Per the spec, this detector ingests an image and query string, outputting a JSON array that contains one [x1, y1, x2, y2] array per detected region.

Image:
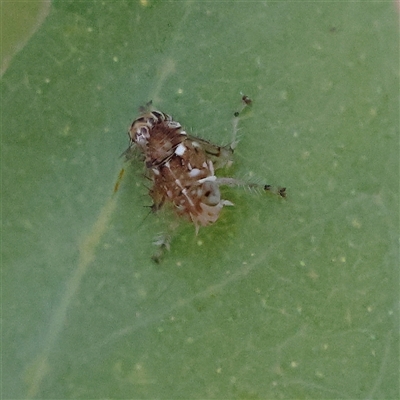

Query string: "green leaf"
[[3, 1, 398, 398]]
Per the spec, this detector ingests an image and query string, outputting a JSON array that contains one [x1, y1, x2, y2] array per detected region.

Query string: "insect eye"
[[167, 121, 181, 129], [134, 126, 150, 146]]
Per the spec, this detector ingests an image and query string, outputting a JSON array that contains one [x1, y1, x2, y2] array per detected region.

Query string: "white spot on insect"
[[182, 188, 195, 206], [198, 175, 217, 183], [174, 178, 183, 189], [208, 160, 215, 175], [175, 143, 186, 156], [168, 121, 181, 129], [152, 168, 160, 175], [188, 168, 201, 177], [192, 141, 201, 148]]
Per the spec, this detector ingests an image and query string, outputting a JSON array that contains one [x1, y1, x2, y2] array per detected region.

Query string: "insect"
[[119, 96, 286, 261]]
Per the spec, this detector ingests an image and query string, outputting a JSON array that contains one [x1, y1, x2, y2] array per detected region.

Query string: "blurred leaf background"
[[2, 1, 399, 399]]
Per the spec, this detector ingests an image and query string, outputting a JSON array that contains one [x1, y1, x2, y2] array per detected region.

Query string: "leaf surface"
[[2, 1, 399, 398]]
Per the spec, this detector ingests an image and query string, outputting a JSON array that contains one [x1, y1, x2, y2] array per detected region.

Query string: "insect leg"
[[214, 177, 286, 198], [231, 94, 253, 151]]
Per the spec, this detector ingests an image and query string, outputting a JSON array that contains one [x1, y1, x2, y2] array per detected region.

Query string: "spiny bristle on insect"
[[231, 103, 251, 148], [213, 177, 260, 191], [120, 143, 141, 160], [212, 174, 286, 198]]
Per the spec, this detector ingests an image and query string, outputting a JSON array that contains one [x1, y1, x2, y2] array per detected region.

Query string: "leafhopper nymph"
[[119, 96, 286, 261]]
